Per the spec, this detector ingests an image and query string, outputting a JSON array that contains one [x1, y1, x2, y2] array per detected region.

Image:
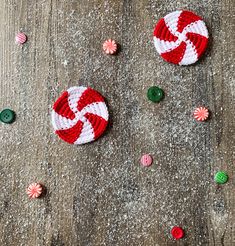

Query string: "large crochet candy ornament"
[[52, 86, 109, 144], [153, 10, 208, 65]]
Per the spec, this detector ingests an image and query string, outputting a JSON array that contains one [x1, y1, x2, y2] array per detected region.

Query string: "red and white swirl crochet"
[[153, 10, 208, 65], [52, 86, 109, 145]]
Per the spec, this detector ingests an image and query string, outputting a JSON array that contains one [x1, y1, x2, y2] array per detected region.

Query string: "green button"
[[0, 109, 16, 124], [214, 171, 228, 184], [147, 86, 164, 103]]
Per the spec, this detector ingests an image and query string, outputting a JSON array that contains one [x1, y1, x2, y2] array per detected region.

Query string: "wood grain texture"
[[0, 0, 234, 245]]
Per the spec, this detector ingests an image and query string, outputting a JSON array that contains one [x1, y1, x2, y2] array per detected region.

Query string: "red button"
[[171, 226, 184, 239]]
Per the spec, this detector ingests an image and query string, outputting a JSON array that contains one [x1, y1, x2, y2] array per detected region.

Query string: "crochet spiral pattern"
[[52, 86, 109, 144], [153, 10, 208, 65]]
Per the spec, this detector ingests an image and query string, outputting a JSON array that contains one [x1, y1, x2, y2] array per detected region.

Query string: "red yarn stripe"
[[77, 88, 105, 112], [85, 113, 108, 139], [55, 120, 83, 144], [177, 11, 201, 33], [53, 91, 76, 120], [161, 42, 187, 64], [153, 18, 178, 42], [186, 32, 208, 58]]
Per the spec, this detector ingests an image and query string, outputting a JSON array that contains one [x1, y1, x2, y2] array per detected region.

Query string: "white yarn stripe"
[[164, 10, 182, 35], [182, 20, 208, 38], [81, 102, 109, 121], [153, 37, 180, 54], [179, 41, 198, 65], [67, 86, 87, 114], [51, 110, 77, 131], [74, 120, 94, 144]]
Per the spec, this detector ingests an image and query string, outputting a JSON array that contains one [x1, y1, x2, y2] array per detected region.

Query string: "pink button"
[[140, 154, 153, 167]]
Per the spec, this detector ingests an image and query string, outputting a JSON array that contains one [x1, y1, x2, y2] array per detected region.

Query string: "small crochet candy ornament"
[[52, 86, 109, 144], [27, 183, 43, 198], [153, 10, 208, 65]]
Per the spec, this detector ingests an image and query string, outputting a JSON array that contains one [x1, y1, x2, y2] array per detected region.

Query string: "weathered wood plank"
[[0, 0, 234, 245]]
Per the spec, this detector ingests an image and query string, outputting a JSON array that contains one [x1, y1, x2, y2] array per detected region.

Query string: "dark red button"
[[171, 226, 184, 239]]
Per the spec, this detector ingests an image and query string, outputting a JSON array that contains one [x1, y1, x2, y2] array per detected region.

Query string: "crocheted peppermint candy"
[[153, 10, 208, 65], [52, 86, 109, 144]]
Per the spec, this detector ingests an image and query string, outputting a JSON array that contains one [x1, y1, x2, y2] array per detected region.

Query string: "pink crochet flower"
[[103, 39, 117, 54], [27, 183, 43, 198], [193, 107, 209, 121]]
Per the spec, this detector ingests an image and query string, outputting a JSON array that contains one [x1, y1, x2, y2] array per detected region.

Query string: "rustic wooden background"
[[0, 0, 234, 245]]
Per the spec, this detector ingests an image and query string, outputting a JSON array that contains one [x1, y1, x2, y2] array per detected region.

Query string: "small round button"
[[147, 86, 164, 103], [171, 226, 184, 240], [214, 171, 228, 184], [140, 154, 153, 167], [0, 109, 16, 124]]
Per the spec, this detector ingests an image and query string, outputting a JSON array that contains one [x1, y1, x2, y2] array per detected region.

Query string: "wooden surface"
[[0, 0, 234, 245]]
